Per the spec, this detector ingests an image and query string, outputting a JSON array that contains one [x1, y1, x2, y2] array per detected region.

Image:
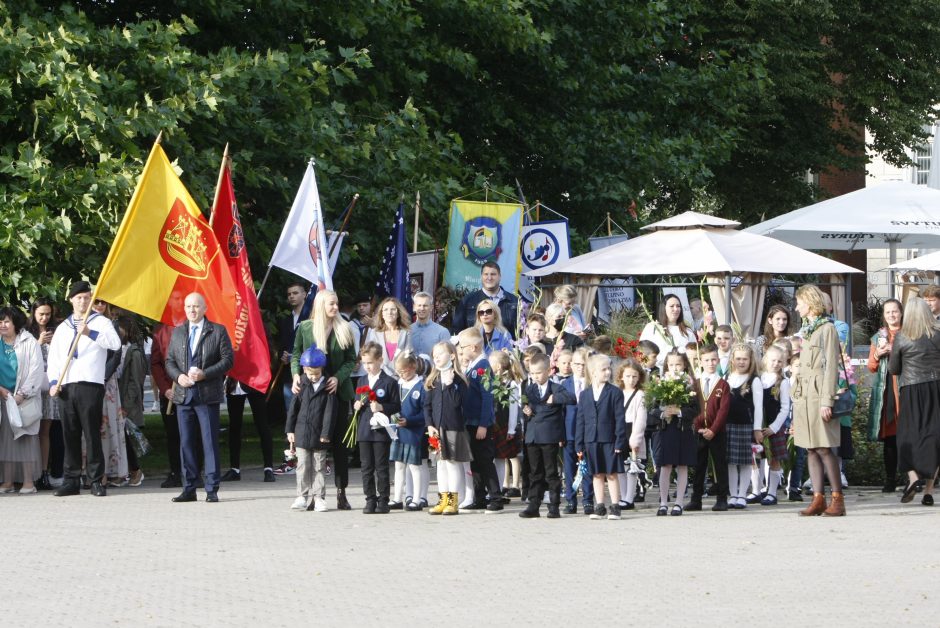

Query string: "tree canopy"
[[1, 0, 938, 307]]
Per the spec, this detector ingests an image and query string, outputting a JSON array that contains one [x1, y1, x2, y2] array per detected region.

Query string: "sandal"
[[657, 505, 668, 516], [670, 504, 683, 516], [901, 481, 922, 504], [760, 494, 778, 506]]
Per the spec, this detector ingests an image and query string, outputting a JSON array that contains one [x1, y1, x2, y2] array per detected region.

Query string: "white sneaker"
[[840, 473, 848, 489], [149, 401, 159, 413], [290, 496, 307, 510], [314, 499, 329, 512]]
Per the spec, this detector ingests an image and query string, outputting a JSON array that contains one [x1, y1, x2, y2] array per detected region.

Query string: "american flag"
[[374, 202, 412, 312]]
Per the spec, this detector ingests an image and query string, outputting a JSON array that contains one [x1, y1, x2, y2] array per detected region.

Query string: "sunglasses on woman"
[[477, 309, 494, 316]]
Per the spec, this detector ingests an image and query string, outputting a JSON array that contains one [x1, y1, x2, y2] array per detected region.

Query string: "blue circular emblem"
[[376, 389, 386, 398], [521, 228, 560, 270]]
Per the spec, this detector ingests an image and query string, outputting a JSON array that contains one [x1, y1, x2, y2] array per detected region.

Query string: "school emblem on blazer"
[[412, 390, 420, 400], [461, 217, 502, 264], [376, 389, 386, 398]]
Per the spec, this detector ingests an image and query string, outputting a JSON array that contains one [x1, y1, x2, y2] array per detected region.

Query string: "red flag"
[[211, 154, 272, 392]]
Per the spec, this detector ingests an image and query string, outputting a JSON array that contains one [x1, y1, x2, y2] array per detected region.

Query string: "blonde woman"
[[291, 290, 357, 510], [888, 297, 940, 506], [365, 297, 412, 379], [473, 298, 513, 355], [791, 285, 843, 516]]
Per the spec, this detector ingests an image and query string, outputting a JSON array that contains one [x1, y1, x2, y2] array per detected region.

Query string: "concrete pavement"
[[3, 470, 938, 627]]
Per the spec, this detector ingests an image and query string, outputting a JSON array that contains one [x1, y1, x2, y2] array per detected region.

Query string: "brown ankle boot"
[[336, 489, 352, 511], [823, 491, 846, 516], [799, 493, 827, 516]]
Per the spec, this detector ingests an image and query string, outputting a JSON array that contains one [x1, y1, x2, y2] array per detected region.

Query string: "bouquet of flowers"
[[614, 336, 641, 360], [646, 375, 693, 410], [343, 385, 377, 448], [428, 433, 441, 454], [482, 370, 521, 409]]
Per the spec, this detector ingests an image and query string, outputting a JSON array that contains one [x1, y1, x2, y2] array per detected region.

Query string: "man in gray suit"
[[165, 293, 233, 503]]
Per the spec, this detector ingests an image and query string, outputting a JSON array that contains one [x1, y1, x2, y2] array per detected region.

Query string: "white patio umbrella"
[[884, 250, 940, 272], [744, 182, 940, 265]]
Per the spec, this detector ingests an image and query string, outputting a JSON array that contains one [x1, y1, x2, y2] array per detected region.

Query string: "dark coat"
[[575, 382, 627, 453], [286, 377, 336, 450], [462, 358, 495, 428], [165, 318, 233, 406], [118, 342, 147, 426], [291, 321, 358, 402], [397, 378, 427, 448], [524, 380, 575, 444], [693, 377, 731, 433], [356, 372, 401, 443], [424, 375, 467, 432]]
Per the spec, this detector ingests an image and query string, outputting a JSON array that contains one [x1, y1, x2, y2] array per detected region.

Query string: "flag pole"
[[255, 265, 274, 301], [329, 193, 359, 258], [53, 131, 165, 391], [208, 143, 230, 228], [412, 191, 420, 253]]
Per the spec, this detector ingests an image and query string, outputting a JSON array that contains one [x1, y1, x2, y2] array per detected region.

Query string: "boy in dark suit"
[[355, 342, 401, 514], [519, 353, 575, 518], [686, 344, 731, 512]]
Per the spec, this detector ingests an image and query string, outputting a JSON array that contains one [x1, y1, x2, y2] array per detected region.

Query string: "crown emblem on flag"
[[160, 199, 212, 279]]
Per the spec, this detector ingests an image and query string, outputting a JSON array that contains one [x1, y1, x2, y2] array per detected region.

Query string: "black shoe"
[[547, 504, 561, 519], [901, 481, 923, 504], [621, 501, 635, 510], [564, 502, 577, 515], [583, 503, 595, 516], [485, 500, 504, 513], [362, 500, 377, 514], [36, 471, 52, 491], [221, 469, 241, 482], [745, 492, 763, 504], [518, 506, 540, 518], [500, 495, 511, 504], [465, 501, 488, 510], [685, 501, 703, 512], [206, 491, 219, 503], [657, 505, 668, 516], [787, 489, 804, 502], [81, 475, 91, 490], [161, 473, 182, 489], [923, 494, 934, 506], [406, 500, 424, 511], [634, 492, 646, 503], [712, 499, 729, 512], [337, 490, 352, 511], [607, 504, 622, 520], [375, 502, 390, 514], [172, 490, 197, 502], [590, 504, 607, 519], [506, 488, 521, 498], [388, 501, 404, 510], [54, 482, 80, 497], [263, 469, 276, 483], [91, 481, 107, 497]]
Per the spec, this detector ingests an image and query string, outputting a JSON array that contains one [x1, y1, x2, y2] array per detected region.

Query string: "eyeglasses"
[[477, 309, 494, 316], [572, 362, 585, 366]]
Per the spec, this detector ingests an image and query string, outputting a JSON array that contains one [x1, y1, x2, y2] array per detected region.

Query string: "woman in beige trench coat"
[[791, 284, 845, 516]]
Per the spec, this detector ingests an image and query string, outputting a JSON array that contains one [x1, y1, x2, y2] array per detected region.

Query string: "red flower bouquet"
[[614, 337, 640, 360], [343, 385, 376, 447]]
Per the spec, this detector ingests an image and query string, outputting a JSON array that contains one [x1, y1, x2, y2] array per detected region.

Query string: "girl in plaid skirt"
[[725, 344, 764, 509]]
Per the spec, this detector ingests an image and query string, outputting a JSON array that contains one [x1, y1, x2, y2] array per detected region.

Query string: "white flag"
[[269, 161, 333, 290]]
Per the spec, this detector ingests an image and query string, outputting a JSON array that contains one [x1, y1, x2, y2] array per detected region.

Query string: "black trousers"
[[58, 382, 105, 482], [467, 425, 502, 501], [359, 440, 391, 501], [332, 403, 351, 490], [692, 430, 729, 500], [49, 419, 65, 478], [527, 443, 562, 505], [159, 396, 181, 476], [226, 387, 274, 469]]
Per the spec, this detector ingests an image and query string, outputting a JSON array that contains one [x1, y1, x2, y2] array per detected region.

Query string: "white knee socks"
[[438, 460, 452, 493], [458, 462, 474, 506], [659, 465, 673, 506], [409, 462, 429, 502], [676, 466, 688, 503], [393, 461, 406, 502], [767, 468, 782, 497], [737, 465, 751, 499], [510, 457, 521, 489], [728, 464, 739, 500], [496, 458, 506, 489]]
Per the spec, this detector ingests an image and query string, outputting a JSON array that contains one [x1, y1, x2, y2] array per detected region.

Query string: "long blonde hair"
[[731, 342, 758, 394], [425, 341, 468, 390], [310, 290, 353, 350], [474, 298, 508, 334], [584, 354, 611, 386], [901, 297, 940, 341], [488, 349, 524, 384]]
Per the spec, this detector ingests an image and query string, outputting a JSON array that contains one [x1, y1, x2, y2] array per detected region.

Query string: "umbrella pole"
[[845, 272, 853, 356], [724, 273, 732, 325], [889, 238, 898, 300]]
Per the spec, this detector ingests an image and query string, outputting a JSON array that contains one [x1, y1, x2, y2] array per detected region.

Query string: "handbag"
[[17, 394, 42, 424], [124, 421, 152, 458], [832, 352, 857, 418]]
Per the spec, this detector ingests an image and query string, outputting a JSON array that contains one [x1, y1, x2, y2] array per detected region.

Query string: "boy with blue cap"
[[286, 346, 336, 511]]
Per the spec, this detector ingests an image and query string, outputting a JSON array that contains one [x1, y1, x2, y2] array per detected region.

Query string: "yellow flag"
[[95, 143, 238, 338]]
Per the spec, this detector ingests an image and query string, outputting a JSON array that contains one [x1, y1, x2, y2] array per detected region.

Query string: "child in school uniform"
[[390, 351, 430, 511], [355, 341, 401, 514], [488, 350, 524, 499], [286, 346, 336, 512], [649, 349, 700, 516], [424, 341, 469, 516], [615, 358, 648, 510], [725, 343, 763, 509], [715, 325, 734, 378], [686, 344, 731, 512], [576, 353, 627, 520], [561, 347, 594, 514], [756, 344, 792, 505], [519, 353, 575, 518], [457, 328, 504, 512]]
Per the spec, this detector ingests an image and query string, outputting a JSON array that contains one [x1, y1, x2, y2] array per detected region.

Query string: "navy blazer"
[[575, 383, 627, 453], [557, 375, 582, 441], [165, 318, 233, 406], [524, 380, 575, 445], [424, 375, 467, 432], [356, 372, 401, 443], [397, 378, 426, 448], [462, 358, 495, 428]]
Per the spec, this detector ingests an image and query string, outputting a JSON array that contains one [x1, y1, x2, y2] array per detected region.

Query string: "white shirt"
[[760, 373, 792, 434], [700, 372, 719, 398], [639, 322, 696, 368], [47, 312, 122, 386]]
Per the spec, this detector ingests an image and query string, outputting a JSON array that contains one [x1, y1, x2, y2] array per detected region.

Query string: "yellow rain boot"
[[443, 492, 459, 516], [428, 493, 447, 515]]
